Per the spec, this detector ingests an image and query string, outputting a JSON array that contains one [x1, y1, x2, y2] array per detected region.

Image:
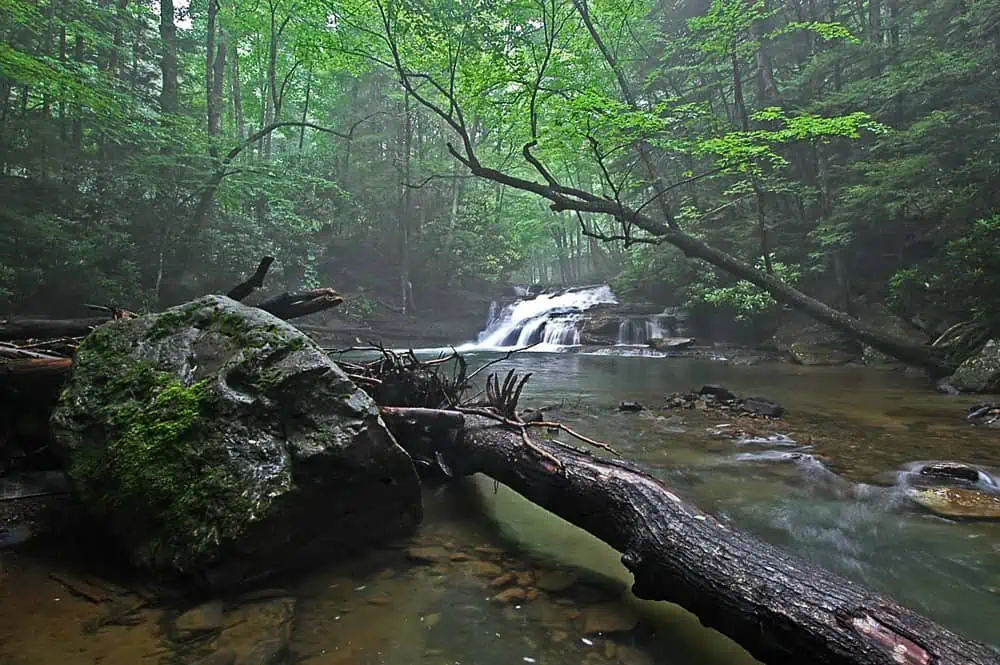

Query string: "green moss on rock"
[[50, 295, 422, 582], [67, 372, 257, 570]]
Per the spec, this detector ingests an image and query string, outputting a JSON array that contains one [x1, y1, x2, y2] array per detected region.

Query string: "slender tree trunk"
[[71, 34, 83, 151], [58, 26, 67, 143], [231, 41, 245, 141], [400, 91, 414, 315], [732, 48, 774, 274], [159, 0, 178, 114], [298, 69, 312, 150]]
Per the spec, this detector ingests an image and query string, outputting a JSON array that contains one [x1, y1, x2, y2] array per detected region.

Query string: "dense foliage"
[[1, 0, 997, 334]]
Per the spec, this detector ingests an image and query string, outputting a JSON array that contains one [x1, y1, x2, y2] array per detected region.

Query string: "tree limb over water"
[[367, 0, 954, 376], [382, 406, 1000, 665]]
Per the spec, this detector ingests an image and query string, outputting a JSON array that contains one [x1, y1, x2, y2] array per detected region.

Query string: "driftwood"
[[381, 407, 1000, 665]]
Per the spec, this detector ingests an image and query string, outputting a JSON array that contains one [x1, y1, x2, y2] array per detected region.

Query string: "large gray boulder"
[[949, 339, 1000, 393], [50, 295, 421, 583]]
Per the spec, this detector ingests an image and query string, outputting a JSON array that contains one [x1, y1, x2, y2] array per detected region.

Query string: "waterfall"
[[459, 285, 616, 351], [617, 316, 671, 345]]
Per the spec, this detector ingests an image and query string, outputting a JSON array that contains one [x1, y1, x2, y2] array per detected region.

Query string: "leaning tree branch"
[[382, 409, 1000, 665], [190, 121, 354, 229], [226, 256, 275, 302]]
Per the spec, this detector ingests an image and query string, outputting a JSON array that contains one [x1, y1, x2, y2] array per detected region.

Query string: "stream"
[[2, 307, 1000, 663]]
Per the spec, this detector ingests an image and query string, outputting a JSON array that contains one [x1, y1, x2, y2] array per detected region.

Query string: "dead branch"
[[227, 256, 275, 302]]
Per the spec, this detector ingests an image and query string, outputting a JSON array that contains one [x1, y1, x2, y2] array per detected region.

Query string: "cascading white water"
[[459, 285, 617, 351], [617, 316, 669, 345]]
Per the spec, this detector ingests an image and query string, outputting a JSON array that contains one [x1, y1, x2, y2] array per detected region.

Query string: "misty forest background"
[[1, 0, 998, 341]]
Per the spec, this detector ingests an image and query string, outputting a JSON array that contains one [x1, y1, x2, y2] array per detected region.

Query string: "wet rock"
[[967, 402, 1000, 427], [525, 588, 540, 602], [192, 652, 237, 665], [647, 337, 695, 350], [491, 572, 517, 587], [448, 552, 472, 562], [423, 612, 441, 629], [618, 401, 643, 412], [936, 380, 961, 396], [949, 339, 1000, 393], [493, 587, 527, 603], [535, 570, 578, 592], [407, 546, 447, 564], [788, 341, 858, 366], [581, 602, 639, 635], [604, 640, 617, 659], [50, 295, 421, 582], [472, 561, 504, 577], [550, 629, 569, 643], [515, 570, 534, 586], [907, 487, 1000, 519], [698, 385, 736, 401], [173, 599, 225, 640], [741, 398, 784, 418], [917, 462, 982, 484], [219, 596, 295, 665]]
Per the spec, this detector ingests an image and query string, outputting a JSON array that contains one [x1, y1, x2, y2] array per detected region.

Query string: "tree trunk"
[[382, 409, 1000, 665], [71, 34, 83, 150], [206, 10, 226, 140], [230, 40, 245, 141], [298, 69, 312, 150], [399, 91, 414, 315], [159, 0, 178, 114], [732, 48, 773, 274]]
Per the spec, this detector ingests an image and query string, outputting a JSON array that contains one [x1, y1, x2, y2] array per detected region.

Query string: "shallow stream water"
[[2, 352, 999, 664]]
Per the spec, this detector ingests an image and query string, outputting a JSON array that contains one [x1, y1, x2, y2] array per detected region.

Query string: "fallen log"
[[257, 288, 344, 320], [0, 317, 112, 342], [380, 407, 1000, 665]]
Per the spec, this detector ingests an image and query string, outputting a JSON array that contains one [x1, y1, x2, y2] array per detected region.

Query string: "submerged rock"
[[173, 599, 225, 639], [581, 602, 639, 635], [907, 487, 1000, 519], [950, 340, 1000, 393], [50, 295, 421, 583]]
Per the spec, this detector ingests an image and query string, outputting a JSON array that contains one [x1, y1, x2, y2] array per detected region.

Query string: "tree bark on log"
[[0, 318, 113, 342], [381, 408, 1000, 665]]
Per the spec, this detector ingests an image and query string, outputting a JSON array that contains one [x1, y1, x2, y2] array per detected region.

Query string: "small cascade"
[[617, 318, 649, 345], [460, 285, 617, 351], [617, 314, 681, 345]]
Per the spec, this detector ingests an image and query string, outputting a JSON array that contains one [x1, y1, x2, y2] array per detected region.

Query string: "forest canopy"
[[1, 0, 998, 337]]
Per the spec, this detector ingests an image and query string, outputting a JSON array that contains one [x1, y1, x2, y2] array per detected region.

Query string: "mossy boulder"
[[948, 339, 1000, 393], [50, 295, 421, 584]]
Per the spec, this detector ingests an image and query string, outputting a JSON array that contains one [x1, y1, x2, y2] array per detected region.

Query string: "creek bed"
[[1, 354, 998, 663]]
